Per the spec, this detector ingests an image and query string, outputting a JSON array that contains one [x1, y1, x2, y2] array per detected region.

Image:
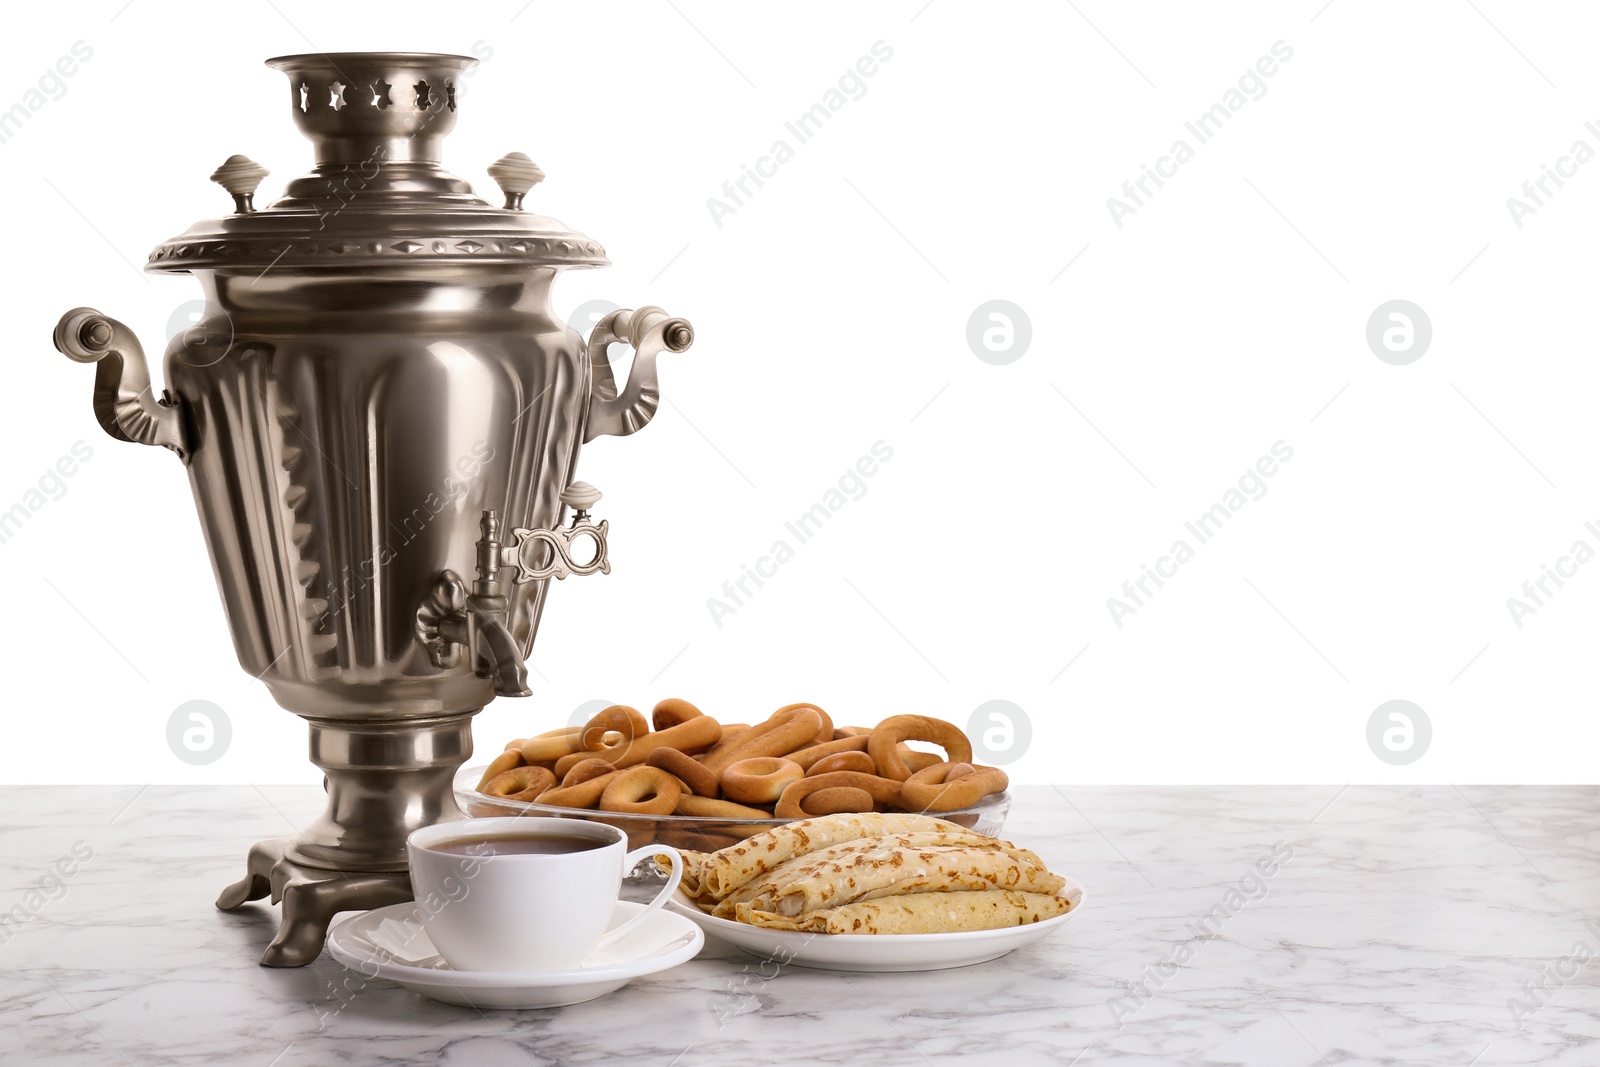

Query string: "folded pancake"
[[736, 843, 1065, 917], [708, 831, 1005, 916], [774, 844, 1060, 917], [734, 890, 1072, 934], [697, 812, 967, 899]]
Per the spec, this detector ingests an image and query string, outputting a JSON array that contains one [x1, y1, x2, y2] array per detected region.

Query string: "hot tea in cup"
[[407, 817, 684, 972]]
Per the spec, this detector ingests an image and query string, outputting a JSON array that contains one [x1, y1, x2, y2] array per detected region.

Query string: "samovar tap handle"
[[583, 306, 693, 442], [52, 308, 190, 463], [499, 483, 611, 584]]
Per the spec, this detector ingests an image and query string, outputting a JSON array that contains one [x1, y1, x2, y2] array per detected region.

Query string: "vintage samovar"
[[50, 52, 692, 966]]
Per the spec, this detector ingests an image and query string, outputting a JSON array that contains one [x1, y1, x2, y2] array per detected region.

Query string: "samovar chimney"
[[266, 52, 473, 166]]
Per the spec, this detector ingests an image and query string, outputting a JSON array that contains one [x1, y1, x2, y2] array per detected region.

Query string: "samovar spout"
[[468, 612, 531, 698], [52, 308, 189, 462]]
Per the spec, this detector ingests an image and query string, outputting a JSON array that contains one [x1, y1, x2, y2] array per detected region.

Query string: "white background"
[[4, 1, 1596, 784]]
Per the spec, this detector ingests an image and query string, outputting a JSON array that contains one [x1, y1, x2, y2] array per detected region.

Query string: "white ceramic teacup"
[[406, 817, 684, 973]]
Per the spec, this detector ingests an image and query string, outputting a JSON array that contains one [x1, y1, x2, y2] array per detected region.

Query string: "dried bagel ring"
[[580, 705, 650, 752], [695, 723, 754, 767], [516, 725, 586, 760], [701, 707, 823, 774], [797, 785, 875, 817], [647, 747, 719, 797], [774, 771, 902, 819], [552, 748, 606, 779], [561, 757, 618, 787], [787, 734, 870, 771], [675, 795, 773, 819], [539, 768, 622, 808], [503, 738, 528, 752], [721, 757, 805, 804], [899, 761, 1008, 813], [600, 765, 682, 816], [899, 747, 943, 775], [519, 731, 589, 763], [868, 715, 974, 782], [652, 697, 704, 731], [805, 750, 877, 776], [481, 765, 557, 803], [773, 702, 833, 745], [476, 748, 526, 791], [554, 714, 723, 778]]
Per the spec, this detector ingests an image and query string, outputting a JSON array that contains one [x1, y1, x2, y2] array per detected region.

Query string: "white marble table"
[[1, 785, 1596, 1065]]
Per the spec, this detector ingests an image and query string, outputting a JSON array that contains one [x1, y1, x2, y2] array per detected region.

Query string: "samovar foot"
[[216, 838, 413, 968]]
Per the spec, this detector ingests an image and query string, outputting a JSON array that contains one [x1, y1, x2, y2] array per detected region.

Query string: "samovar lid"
[[147, 52, 609, 275]]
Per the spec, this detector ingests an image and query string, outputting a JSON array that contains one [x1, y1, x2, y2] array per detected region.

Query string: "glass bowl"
[[453, 764, 1011, 852]]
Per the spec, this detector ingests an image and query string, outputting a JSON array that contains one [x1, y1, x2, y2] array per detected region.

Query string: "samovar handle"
[[52, 308, 190, 462], [583, 306, 693, 443]]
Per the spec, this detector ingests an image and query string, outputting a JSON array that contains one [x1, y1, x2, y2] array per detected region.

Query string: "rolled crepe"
[[698, 812, 966, 899], [709, 831, 1004, 916], [735, 890, 1072, 934], [676, 850, 711, 899], [737, 843, 1065, 917]]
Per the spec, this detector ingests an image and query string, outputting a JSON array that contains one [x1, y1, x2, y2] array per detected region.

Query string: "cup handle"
[[599, 846, 684, 947]]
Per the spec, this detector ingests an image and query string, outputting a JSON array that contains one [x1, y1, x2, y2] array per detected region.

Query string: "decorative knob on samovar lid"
[[487, 152, 545, 210], [209, 154, 269, 213]]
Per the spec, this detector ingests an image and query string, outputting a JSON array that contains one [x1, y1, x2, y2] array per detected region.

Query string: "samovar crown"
[[145, 51, 610, 275]]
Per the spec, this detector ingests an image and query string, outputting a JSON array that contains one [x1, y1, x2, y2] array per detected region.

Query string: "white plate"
[[326, 899, 704, 1009], [666, 876, 1085, 972]]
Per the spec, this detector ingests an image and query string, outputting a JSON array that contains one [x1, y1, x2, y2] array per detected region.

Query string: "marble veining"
[[1, 785, 1596, 1065]]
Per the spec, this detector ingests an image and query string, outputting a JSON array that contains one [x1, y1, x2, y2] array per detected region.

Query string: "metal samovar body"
[[50, 52, 692, 966]]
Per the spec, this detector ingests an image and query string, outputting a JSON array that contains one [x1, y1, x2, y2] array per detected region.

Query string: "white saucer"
[[326, 900, 704, 1009], [667, 876, 1084, 972]]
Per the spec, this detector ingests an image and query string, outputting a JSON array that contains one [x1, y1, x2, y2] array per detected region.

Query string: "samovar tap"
[[415, 515, 532, 699]]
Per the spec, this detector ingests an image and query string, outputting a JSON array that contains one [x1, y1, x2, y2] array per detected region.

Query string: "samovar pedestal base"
[[215, 711, 477, 966], [216, 838, 413, 967]]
